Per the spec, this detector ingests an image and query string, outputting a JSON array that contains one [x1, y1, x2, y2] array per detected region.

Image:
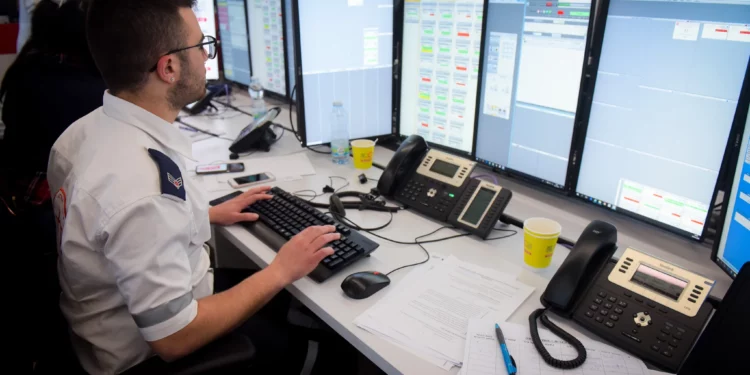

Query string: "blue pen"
[[495, 323, 517, 375]]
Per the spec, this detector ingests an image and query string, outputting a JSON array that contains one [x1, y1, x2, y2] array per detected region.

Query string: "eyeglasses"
[[149, 35, 219, 72]]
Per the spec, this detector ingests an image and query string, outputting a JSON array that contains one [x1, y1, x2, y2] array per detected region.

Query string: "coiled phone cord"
[[529, 309, 587, 369]]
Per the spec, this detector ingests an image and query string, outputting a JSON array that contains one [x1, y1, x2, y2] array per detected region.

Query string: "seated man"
[[47, 1, 336, 374]]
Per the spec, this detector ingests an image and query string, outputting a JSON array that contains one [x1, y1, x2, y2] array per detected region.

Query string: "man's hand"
[[268, 226, 338, 284], [209, 185, 273, 226]]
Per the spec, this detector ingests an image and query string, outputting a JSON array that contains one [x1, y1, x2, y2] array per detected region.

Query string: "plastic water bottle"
[[330, 101, 350, 165], [248, 77, 266, 120]]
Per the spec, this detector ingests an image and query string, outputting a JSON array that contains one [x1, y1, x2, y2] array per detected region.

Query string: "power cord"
[[385, 226, 458, 276], [175, 118, 234, 141]]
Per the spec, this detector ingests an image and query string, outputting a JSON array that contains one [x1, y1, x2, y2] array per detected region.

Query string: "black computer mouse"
[[341, 271, 391, 299]]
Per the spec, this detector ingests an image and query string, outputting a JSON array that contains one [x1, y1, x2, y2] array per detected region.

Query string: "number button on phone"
[[585, 311, 594, 318], [595, 316, 604, 323], [604, 302, 613, 309], [614, 307, 624, 315]]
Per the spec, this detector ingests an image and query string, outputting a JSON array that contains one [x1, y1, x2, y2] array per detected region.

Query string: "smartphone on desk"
[[228, 172, 275, 188], [196, 163, 245, 175]]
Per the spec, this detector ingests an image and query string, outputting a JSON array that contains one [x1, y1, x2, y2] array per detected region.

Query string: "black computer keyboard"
[[242, 187, 380, 282]]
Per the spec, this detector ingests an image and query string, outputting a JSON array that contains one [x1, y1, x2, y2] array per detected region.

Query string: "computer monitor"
[[575, 0, 750, 240], [293, 0, 394, 146], [195, 0, 220, 81], [285, 0, 296, 96], [397, 0, 486, 156], [247, 0, 288, 97], [474, 0, 596, 189], [713, 93, 750, 278], [217, 0, 252, 87]]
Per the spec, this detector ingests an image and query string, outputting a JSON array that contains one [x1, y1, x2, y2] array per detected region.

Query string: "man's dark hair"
[[86, 0, 196, 94]]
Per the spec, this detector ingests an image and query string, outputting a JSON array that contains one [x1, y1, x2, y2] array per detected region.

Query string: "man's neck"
[[115, 91, 179, 123]]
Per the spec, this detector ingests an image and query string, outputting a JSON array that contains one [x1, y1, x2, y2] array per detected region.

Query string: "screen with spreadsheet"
[[218, 0, 252, 86], [195, 0, 220, 80], [295, 0, 394, 146], [475, 0, 594, 189], [716, 106, 750, 278], [575, 0, 750, 239], [398, 0, 486, 155], [247, 0, 288, 96]]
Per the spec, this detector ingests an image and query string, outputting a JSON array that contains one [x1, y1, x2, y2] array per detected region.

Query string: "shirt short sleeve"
[[101, 195, 198, 342]]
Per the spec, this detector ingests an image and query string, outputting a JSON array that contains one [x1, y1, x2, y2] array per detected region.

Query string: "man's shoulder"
[[51, 110, 173, 218]]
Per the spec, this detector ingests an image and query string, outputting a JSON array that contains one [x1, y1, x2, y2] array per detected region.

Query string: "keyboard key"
[[328, 259, 343, 268], [343, 250, 357, 259]]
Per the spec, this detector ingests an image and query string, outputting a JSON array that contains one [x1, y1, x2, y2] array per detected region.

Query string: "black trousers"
[[213, 268, 308, 374]]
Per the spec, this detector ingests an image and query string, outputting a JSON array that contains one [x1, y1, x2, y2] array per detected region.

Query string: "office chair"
[[23, 209, 256, 374]]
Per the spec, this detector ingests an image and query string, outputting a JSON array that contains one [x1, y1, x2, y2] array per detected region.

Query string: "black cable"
[[175, 118, 234, 141], [307, 145, 333, 154], [293, 189, 319, 201], [385, 226, 457, 276], [500, 213, 576, 247], [329, 176, 350, 193], [486, 228, 518, 241], [289, 85, 302, 142], [329, 211, 394, 232], [529, 309, 587, 369]]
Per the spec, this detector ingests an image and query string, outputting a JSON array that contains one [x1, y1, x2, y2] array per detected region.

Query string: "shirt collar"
[[102, 91, 195, 161]]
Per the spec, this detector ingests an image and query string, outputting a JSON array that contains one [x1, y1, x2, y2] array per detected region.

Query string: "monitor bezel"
[[570, 0, 750, 243], [245, 0, 291, 101], [711, 59, 750, 279], [293, 0, 396, 147], [470, 0, 606, 193]]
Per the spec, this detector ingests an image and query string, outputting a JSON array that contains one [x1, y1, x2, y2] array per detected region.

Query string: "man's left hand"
[[209, 185, 273, 226]]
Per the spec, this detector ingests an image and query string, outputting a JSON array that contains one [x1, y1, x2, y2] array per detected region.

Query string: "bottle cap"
[[333, 101, 343, 107]]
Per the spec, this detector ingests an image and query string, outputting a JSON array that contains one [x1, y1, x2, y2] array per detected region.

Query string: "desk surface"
[[185, 94, 731, 375]]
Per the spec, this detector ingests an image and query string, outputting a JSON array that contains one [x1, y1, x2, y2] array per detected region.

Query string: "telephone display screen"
[[631, 263, 688, 301], [430, 159, 460, 178], [461, 188, 495, 225], [233, 173, 271, 184]]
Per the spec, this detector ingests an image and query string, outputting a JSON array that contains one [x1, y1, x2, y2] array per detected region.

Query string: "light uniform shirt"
[[47, 92, 213, 374]]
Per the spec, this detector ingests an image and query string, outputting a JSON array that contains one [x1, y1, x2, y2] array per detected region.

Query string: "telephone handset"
[[377, 135, 477, 222], [532, 221, 716, 373]]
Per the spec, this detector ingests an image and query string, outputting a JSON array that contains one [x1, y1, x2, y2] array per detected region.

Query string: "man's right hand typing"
[[268, 225, 339, 284]]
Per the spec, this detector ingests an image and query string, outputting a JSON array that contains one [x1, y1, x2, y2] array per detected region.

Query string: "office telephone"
[[531, 221, 715, 373], [229, 107, 281, 154], [378, 135, 483, 223], [447, 178, 512, 239]]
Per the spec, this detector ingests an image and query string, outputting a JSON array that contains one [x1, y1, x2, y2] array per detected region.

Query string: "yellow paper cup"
[[523, 218, 562, 269], [351, 139, 375, 170]]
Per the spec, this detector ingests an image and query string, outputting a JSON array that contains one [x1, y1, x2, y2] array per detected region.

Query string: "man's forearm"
[[150, 265, 289, 361]]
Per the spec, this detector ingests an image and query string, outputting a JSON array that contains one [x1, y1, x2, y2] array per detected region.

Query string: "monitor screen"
[[715, 106, 750, 278], [285, 0, 296, 95], [295, 0, 394, 146], [218, 0, 252, 86], [575, 0, 750, 239], [475, 0, 594, 189], [247, 0, 287, 97], [398, 0, 485, 155], [195, 0, 220, 80]]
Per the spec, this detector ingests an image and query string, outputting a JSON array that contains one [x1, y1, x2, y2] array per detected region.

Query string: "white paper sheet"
[[192, 152, 316, 192], [355, 256, 535, 371], [461, 319, 650, 375]]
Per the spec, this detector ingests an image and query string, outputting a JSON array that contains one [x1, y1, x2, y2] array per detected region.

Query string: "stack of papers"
[[459, 319, 650, 375], [354, 255, 535, 371]]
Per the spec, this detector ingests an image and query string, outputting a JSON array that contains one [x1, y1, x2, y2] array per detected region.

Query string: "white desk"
[[185, 94, 731, 375]]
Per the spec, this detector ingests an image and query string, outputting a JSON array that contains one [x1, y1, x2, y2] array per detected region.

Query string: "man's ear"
[[155, 55, 178, 84]]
